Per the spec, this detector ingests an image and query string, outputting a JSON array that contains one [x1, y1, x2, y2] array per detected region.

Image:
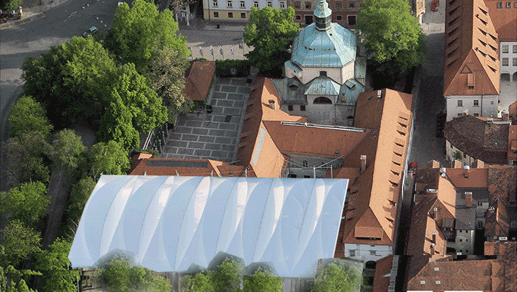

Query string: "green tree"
[[51, 129, 87, 172], [97, 256, 171, 292], [107, 0, 189, 73], [6, 132, 52, 184], [356, 0, 426, 75], [211, 259, 243, 292], [66, 176, 96, 231], [98, 97, 141, 152], [146, 46, 192, 123], [243, 269, 282, 292], [313, 263, 362, 292], [243, 6, 299, 74], [1, 0, 21, 13], [2, 181, 50, 226], [22, 37, 117, 128], [8, 96, 53, 139], [0, 220, 42, 267], [183, 272, 215, 292], [35, 238, 78, 292], [89, 141, 130, 180], [0, 262, 41, 292]]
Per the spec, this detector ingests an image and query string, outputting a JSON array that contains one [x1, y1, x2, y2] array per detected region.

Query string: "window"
[[228, 12, 233, 17], [370, 250, 376, 255], [241, 12, 246, 18], [515, 2, 517, 7], [507, 1, 511, 7], [300, 105, 306, 111], [305, 1, 311, 9], [503, 57, 509, 66], [474, 100, 479, 106], [497, 2, 503, 8], [214, 11, 219, 17], [280, 1, 285, 8], [468, 86, 474, 90], [303, 160, 308, 167], [267, 1, 272, 6], [336, 1, 342, 8], [348, 15, 356, 25], [491, 100, 494, 105], [335, 15, 342, 20], [349, 1, 355, 8], [254, 1, 259, 7], [474, 113, 479, 116], [503, 44, 509, 53], [295, 14, 301, 20], [514, 45, 517, 53], [227, 0, 232, 7], [213, 0, 218, 6], [240, 1, 245, 7], [304, 175, 311, 178], [288, 105, 293, 111], [349, 250, 356, 257], [458, 100, 463, 107], [294, 1, 300, 8], [513, 58, 517, 66], [460, 238, 463, 242], [314, 96, 332, 104]]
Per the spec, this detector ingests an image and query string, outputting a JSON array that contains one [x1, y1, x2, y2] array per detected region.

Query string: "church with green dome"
[[272, 0, 366, 125]]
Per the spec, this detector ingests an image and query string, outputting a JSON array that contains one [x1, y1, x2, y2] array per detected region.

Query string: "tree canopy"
[[97, 256, 172, 292], [35, 238, 78, 292], [146, 46, 192, 123], [243, 269, 282, 292], [8, 96, 53, 139], [2, 181, 50, 226], [107, 0, 189, 73], [0, 220, 42, 267], [243, 6, 299, 74], [6, 132, 52, 184], [51, 129, 87, 172], [313, 263, 362, 292], [89, 141, 130, 179], [356, 0, 426, 74], [66, 176, 97, 232]]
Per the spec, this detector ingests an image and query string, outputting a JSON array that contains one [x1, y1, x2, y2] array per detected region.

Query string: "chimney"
[[430, 243, 436, 255], [268, 99, 276, 110], [502, 110, 509, 121], [360, 155, 367, 173], [465, 192, 472, 208], [427, 160, 440, 169], [451, 160, 462, 168], [472, 159, 485, 168], [432, 231, 437, 243], [464, 165, 470, 178]]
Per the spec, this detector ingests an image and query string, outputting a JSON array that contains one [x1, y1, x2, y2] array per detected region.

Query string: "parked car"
[[82, 26, 98, 38]]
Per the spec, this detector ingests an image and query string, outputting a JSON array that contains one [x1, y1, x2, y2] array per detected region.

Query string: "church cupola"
[[314, 0, 332, 31]]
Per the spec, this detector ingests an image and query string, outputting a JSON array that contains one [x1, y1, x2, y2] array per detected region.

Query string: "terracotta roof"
[[488, 165, 517, 206], [372, 255, 393, 292], [185, 61, 216, 101], [407, 169, 457, 280], [408, 260, 503, 291], [446, 167, 489, 188], [444, 0, 500, 96], [483, 0, 517, 42], [444, 115, 509, 164], [237, 77, 306, 175], [327, 167, 360, 183], [128, 158, 246, 177], [485, 199, 510, 238], [508, 125, 517, 160], [339, 89, 413, 246], [263, 121, 369, 158], [483, 242, 517, 291]]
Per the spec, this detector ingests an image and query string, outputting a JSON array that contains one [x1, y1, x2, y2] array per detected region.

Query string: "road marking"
[[68, 11, 77, 18]]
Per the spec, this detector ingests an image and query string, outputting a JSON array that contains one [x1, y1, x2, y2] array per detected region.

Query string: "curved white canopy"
[[69, 175, 348, 277]]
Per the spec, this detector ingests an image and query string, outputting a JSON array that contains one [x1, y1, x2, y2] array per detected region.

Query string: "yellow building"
[[202, 0, 287, 21]]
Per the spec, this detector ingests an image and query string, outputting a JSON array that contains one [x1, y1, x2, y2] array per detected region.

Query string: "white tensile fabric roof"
[[69, 175, 348, 277]]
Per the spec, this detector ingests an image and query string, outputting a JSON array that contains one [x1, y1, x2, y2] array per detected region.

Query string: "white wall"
[[445, 95, 498, 121], [285, 154, 343, 178], [445, 140, 474, 166], [299, 63, 354, 85], [451, 229, 475, 255], [281, 103, 354, 125], [344, 244, 392, 263], [500, 42, 517, 78]]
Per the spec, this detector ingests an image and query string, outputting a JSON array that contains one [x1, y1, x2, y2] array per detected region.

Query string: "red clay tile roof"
[[444, 0, 500, 96], [485, 199, 510, 238], [488, 165, 517, 206], [407, 168, 457, 280], [483, 242, 517, 291], [372, 255, 393, 292], [484, 0, 517, 42], [339, 89, 413, 246], [408, 259, 503, 291], [508, 125, 517, 160], [128, 158, 246, 177], [446, 167, 489, 188], [185, 61, 216, 101], [445, 115, 509, 164]]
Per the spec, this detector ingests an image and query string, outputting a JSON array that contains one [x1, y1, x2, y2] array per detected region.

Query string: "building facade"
[[202, 0, 287, 21]]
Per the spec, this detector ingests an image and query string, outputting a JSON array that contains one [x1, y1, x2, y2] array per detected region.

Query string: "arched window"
[[314, 96, 332, 104]]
